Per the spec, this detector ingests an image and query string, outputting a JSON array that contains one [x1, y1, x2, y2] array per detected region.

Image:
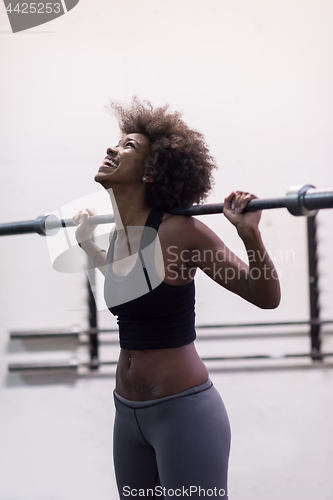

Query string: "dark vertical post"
[[86, 258, 99, 370], [307, 215, 322, 361]]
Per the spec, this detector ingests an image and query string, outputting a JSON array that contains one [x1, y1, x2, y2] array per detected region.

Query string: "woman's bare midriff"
[[115, 342, 209, 401]]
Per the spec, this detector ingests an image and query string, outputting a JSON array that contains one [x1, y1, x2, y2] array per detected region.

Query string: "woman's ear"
[[142, 176, 154, 183]]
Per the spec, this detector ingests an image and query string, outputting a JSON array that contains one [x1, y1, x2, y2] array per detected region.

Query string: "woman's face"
[[95, 133, 150, 188]]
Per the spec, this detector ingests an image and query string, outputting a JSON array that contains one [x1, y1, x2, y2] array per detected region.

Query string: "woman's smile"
[[99, 156, 119, 171]]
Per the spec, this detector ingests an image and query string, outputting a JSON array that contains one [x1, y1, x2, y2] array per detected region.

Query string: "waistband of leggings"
[[113, 378, 213, 409]]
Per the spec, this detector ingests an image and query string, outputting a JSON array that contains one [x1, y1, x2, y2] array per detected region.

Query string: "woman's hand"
[[223, 191, 261, 233], [73, 208, 98, 245]]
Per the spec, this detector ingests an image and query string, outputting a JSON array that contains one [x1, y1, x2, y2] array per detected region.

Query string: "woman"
[[74, 98, 281, 499]]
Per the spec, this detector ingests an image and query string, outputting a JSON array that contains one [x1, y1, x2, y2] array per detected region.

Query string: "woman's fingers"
[[74, 208, 98, 245], [223, 191, 235, 210], [223, 190, 261, 230], [73, 208, 96, 227], [225, 191, 257, 213], [86, 208, 97, 216], [73, 209, 83, 226]]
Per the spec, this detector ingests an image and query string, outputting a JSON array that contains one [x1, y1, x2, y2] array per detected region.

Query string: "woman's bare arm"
[[184, 191, 281, 309]]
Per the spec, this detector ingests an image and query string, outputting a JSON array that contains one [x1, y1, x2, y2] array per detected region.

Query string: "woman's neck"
[[106, 187, 151, 230]]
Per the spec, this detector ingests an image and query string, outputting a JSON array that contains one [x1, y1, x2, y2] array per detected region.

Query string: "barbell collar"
[[33, 214, 50, 236], [285, 184, 319, 217]]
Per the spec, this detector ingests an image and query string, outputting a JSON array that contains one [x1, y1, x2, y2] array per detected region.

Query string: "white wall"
[[0, 1, 332, 499]]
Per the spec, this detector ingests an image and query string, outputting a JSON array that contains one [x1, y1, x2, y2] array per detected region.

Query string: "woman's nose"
[[106, 147, 117, 157]]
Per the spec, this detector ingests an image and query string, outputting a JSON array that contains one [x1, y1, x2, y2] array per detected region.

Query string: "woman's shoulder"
[[161, 212, 212, 231], [161, 212, 195, 233], [159, 212, 217, 247]]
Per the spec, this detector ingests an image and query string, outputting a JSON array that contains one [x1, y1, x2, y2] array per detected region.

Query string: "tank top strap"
[[139, 210, 165, 251], [144, 209, 165, 231]]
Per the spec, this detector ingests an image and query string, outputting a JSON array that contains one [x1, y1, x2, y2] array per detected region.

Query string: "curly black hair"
[[109, 97, 217, 211]]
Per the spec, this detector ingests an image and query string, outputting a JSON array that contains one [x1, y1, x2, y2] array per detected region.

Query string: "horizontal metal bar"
[[171, 186, 333, 216], [8, 359, 79, 372], [97, 319, 333, 332], [9, 327, 118, 339], [197, 330, 333, 341], [303, 188, 333, 210], [201, 352, 333, 361], [45, 213, 115, 230], [1, 185, 333, 237], [10, 328, 82, 339], [196, 319, 333, 329], [8, 352, 333, 372], [0, 220, 41, 235], [171, 197, 287, 216], [0, 213, 115, 236], [9, 330, 333, 342], [100, 352, 333, 363], [10, 320, 333, 340]]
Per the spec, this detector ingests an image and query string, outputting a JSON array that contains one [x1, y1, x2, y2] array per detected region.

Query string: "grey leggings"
[[113, 379, 231, 499]]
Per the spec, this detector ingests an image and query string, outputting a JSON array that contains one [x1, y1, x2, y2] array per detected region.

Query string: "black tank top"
[[104, 210, 196, 350]]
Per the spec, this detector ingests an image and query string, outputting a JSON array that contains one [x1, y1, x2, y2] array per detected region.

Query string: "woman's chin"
[[94, 172, 117, 188], [94, 172, 102, 183], [94, 172, 108, 185]]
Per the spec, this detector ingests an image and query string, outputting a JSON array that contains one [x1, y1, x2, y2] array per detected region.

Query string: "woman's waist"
[[114, 377, 212, 408], [116, 343, 209, 401]]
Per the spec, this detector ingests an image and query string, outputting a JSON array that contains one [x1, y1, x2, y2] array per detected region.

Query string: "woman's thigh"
[[136, 385, 231, 499], [113, 400, 161, 499]]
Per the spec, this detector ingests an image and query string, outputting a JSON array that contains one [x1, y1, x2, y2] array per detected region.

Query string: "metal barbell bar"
[[0, 213, 115, 237], [1, 184, 333, 237]]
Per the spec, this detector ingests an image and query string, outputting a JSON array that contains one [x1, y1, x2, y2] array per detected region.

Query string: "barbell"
[[1, 184, 332, 237]]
